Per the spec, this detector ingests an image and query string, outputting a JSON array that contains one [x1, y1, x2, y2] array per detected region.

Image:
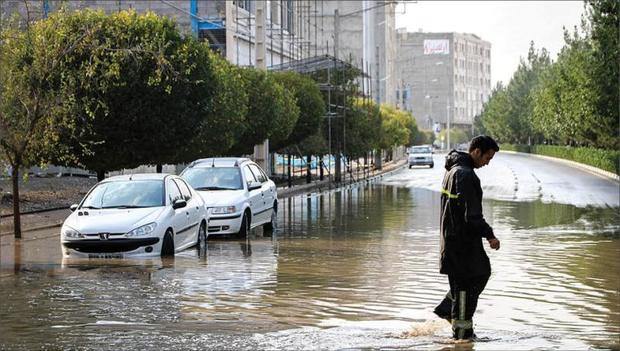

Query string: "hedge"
[[501, 144, 619, 175]]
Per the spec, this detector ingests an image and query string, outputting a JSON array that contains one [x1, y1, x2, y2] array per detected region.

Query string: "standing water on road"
[[1, 159, 618, 350]]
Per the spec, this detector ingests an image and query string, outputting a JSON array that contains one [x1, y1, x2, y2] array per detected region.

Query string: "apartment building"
[[396, 30, 491, 130]]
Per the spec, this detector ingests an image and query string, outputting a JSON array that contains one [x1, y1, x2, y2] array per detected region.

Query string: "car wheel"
[[161, 230, 175, 257], [409, 165, 412, 169], [430, 163, 434, 168], [237, 211, 250, 238], [264, 203, 277, 232], [196, 221, 207, 249]]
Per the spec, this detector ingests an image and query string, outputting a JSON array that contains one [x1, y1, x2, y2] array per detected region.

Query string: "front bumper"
[[208, 213, 243, 235], [409, 158, 433, 166], [62, 238, 160, 257]]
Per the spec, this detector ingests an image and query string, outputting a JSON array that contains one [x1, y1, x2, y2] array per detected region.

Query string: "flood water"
[[1, 168, 619, 350]]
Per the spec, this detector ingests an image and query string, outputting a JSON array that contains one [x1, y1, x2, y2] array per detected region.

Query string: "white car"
[[181, 158, 277, 237], [61, 174, 208, 258], [408, 145, 434, 168]]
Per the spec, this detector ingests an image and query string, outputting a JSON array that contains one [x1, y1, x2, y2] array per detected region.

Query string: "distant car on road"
[[61, 174, 208, 258], [408, 145, 434, 168], [180, 158, 277, 237]]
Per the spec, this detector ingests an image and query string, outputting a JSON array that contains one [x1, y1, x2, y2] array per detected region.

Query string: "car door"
[[249, 164, 272, 224], [173, 178, 200, 248], [242, 165, 263, 227], [167, 178, 189, 250]]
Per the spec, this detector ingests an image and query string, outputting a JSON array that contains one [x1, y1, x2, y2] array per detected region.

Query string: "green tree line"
[[0, 9, 420, 237], [477, 0, 618, 151]]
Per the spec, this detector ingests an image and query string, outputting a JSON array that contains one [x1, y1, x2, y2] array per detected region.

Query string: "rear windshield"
[[81, 180, 164, 209], [411, 147, 432, 154], [182, 167, 243, 191]]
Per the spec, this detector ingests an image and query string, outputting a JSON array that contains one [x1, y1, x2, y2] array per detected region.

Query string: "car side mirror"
[[70, 204, 79, 212], [248, 181, 262, 191], [172, 198, 187, 209]]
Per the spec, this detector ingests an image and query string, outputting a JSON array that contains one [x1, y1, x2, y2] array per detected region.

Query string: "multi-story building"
[[315, 1, 396, 105], [395, 30, 491, 131]]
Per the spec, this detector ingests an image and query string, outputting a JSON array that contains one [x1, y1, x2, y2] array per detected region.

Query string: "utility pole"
[[254, 0, 270, 175], [447, 104, 451, 151], [334, 9, 339, 60]]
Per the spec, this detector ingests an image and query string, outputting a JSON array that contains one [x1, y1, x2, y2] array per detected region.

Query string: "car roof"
[[188, 157, 252, 168], [103, 173, 175, 182]]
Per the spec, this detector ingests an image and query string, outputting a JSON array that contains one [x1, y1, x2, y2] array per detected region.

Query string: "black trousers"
[[434, 274, 490, 339]]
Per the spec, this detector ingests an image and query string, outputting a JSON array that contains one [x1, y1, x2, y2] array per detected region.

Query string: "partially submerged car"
[[181, 157, 277, 237], [61, 174, 208, 258], [408, 145, 434, 168]]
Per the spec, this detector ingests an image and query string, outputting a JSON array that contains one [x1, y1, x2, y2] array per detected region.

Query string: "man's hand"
[[487, 238, 500, 250]]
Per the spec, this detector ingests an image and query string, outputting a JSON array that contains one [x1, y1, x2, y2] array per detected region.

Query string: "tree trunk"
[[97, 170, 105, 182], [156, 164, 163, 173], [306, 155, 312, 184], [287, 154, 292, 188], [11, 166, 21, 239], [335, 154, 342, 183], [319, 155, 324, 181]]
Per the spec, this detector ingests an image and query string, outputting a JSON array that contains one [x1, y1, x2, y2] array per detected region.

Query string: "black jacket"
[[439, 150, 496, 278]]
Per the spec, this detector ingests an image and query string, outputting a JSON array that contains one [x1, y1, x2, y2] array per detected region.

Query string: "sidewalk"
[[0, 159, 407, 238]]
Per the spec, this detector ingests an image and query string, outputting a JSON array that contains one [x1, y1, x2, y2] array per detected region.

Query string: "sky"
[[395, 1, 585, 86]]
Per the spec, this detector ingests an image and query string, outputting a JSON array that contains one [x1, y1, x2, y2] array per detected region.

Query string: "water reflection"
[[0, 172, 618, 350]]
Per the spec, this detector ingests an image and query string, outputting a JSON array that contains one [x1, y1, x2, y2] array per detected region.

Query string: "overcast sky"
[[395, 1, 585, 86]]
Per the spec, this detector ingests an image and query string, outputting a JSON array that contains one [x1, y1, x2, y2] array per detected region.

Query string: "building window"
[[234, 0, 253, 12]]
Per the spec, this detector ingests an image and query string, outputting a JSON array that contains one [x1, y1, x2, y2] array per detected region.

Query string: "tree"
[[378, 104, 412, 150], [270, 71, 325, 151], [532, 31, 597, 146], [585, 0, 618, 149], [229, 68, 298, 155], [0, 10, 93, 238], [180, 51, 247, 160], [55, 9, 215, 179]]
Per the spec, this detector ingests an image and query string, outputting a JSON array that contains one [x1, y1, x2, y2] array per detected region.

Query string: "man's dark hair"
[[469, 135, 500, 154]]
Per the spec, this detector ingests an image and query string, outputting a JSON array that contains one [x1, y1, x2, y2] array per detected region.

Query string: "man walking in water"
[[433, 135, 500, 340]]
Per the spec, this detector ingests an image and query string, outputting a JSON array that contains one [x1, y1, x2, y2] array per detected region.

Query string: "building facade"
[[2, 0, 397, 106], [395, 30, 491, 130]]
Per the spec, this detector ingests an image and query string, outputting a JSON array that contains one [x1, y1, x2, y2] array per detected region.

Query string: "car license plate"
[[88, 253, 123, 259]]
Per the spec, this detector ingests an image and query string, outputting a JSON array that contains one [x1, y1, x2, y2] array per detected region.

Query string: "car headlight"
[[126, 222, 157, 238], [211, 206, 236, 215], [62, 226, 84, 239]]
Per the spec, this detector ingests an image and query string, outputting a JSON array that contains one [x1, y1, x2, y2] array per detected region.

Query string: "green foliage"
[[481, 1, 618, 151], [229, 68, 299, 155], [181, 51, 247, 159], [342, 98, 382, 158], [413, 130, 435, 146], [532, 34, 597, 146], [438, 128, 469, 147], [585, 0, 619, 149], [480, 43, 550, 144], [378, 104, 416, 149], [50, 9, 216, 174], [271, 71, 325, 151], [502, 144, 619, 175]]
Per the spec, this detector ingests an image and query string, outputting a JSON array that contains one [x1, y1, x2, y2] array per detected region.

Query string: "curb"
[[502, 150, 619, 183], [276, 160, 407, 198], [0, 222, 63, 237], [0, 205, 70, 218]]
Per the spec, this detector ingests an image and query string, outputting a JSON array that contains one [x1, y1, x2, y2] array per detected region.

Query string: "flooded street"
[[1, 154, 619, 350]]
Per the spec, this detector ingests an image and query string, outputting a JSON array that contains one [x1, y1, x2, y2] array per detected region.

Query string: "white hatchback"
[[61, 174, 208, 258], [181, 158, 277, 237]]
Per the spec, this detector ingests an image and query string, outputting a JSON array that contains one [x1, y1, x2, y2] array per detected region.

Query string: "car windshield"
[[81, 180, 164, 209], [411, 147, 432, 154], [182, 167, 243, 190]]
